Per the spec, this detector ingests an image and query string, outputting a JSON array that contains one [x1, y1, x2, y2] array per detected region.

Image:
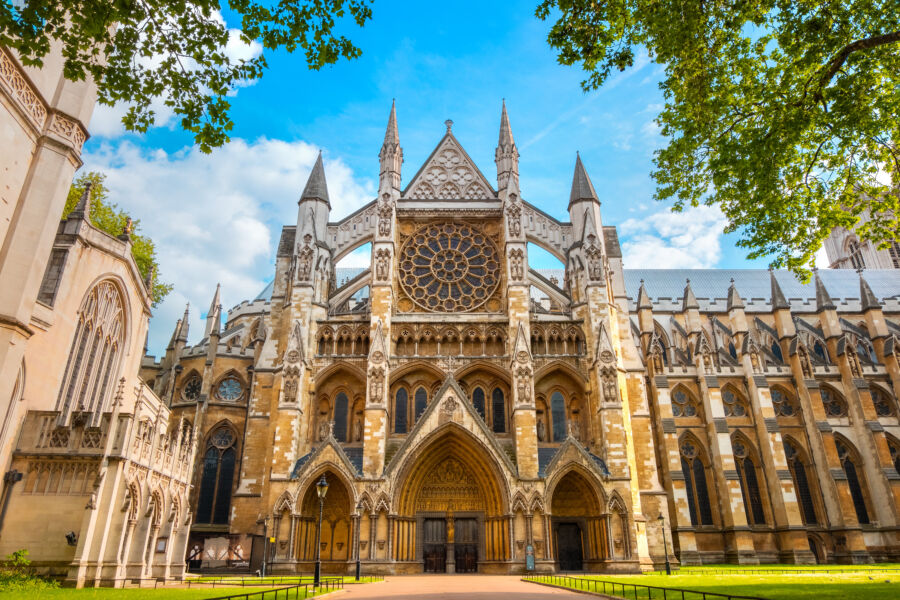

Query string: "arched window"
[[783, 440, 818, 525], [492, 388, 506, 433], [812, 340, 828, 364], [56, 281, 125, 423], [836, 439, 870, 524], [680, 439, 713, 525], [848, 240, 865, 270], [722, 387, 749, 417], [732, 438, 766, 525], [888, 437, 900, 475], [333, 392, 349, 442], [414, 387, 428, 422], [871, 387, 897, 417], [770, 339, 784, 364], [820, 387, 848, 417], [394, 388, 408, 434], [671, 386, 701, 418], [550, 391, 566, 441], [472, 387, 486, 420], [771, 387, 799, 417], [196, 426, 237, 525]]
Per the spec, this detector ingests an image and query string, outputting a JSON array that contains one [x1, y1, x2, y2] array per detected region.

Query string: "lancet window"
[[472, 387, 486, 420], [56, 280, 126, 424], [394, 388, 408, 434], [196, 425, 237, 525], [872, 387, 897, 417], [783, 439, 818, 525], [732, 437, 766, 525], [550, 391, 566, 442], [333, 392, 349, 442], [414, 387, 428, 422], [680, 438, 713, 526], [836, 439, 870, 524], [491, 388, 506, 433]]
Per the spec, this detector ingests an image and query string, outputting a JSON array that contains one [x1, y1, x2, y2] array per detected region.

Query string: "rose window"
[[398, 222, 500, 312]]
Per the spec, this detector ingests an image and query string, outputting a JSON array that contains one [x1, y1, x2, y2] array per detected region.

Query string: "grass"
[[529, 567, 900, 600], [1, 587, 270, 600], [193, 575, 380, 583]]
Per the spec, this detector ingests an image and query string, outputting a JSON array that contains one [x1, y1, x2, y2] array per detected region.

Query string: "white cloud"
[[81, 138, 375, 355], [619, 205, 728, 268], [88, 13, 262, 138]]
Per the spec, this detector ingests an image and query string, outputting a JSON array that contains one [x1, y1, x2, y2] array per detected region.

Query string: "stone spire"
[[204, 283, 221, 338], [814, 270, 836, 311], [167, 319, 181, 351], [568, 153, 599, 208], [637, 279, 652, 310], [726, 278, 744, 310], [859, 272, 881, 311], [682, 279, 699, 311], [69, 182, 92, 222], [379, 100, 403, 193], [769, 269, 790, 310], [176, 303, 190, 343], [300, 151, 330, 207], [495, 99, 519, 191]]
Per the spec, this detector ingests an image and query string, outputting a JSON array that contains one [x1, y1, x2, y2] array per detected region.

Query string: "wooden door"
[[423, 518, 446, 572], [454, 518, 478, 573], [556, 522, 583, 571]]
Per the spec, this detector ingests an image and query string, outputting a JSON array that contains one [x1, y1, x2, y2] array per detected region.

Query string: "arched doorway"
[[294, 470, 353, 573], [549, 470, 606, 571], [394, 426, 508, 573]]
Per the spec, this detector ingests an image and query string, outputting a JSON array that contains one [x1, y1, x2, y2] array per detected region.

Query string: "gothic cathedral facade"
[[141, 103, 900, 573]]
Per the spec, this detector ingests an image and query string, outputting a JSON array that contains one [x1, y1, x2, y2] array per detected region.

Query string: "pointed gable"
[[403, 132, 496, 200]]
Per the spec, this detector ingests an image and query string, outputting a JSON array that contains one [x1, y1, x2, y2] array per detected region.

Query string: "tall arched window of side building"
[[732, 436, 766, 525], [848, 240, 865, 270], [680, 437, 714, 526], [333, 392, 349, 442], [196, 425, 237, 524], [491, 388, 506, 433], [56, 280, 126, 424], [836, 438, 871, 524], [472, 387, 486, 421], [550, 391, 566, 441], [783, 439, 818, 525], [414, 387, 428, 422]]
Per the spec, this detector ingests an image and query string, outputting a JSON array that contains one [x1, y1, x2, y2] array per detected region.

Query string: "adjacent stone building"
[[142, 103, 900, 574], [0, 45, 192, 585]]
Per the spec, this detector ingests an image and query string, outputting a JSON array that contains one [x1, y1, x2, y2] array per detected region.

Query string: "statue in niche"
[[506, 195, 522, 237], [602, 373, 618, 402], [368, 367, 384, 403], [297, 239, 314, 281], [798, 345, 812, 378], [283, 378, 297, 403], [375, 248, 390, 281], [353, 417, 364, 442], [377, 195, 393, 236], [317, 419, 330, 442], [536, 416, 546, 442], [509, 248, 524, 280]]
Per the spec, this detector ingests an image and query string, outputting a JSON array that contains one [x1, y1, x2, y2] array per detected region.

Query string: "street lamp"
[[355, 501, 364, 581], [657, 513, 671, 575], [313, 475, 329, 587]]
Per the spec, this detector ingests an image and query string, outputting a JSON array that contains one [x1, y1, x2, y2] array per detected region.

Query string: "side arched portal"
[[548, 469, 610, 571], [293, 470, 354, 573]]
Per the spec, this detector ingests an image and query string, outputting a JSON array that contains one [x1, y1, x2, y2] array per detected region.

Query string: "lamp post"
[[313, 475, 329, 587], [657, 513, 671, 575], [257, 515, 270, 577], [355, 501, 363, 581]]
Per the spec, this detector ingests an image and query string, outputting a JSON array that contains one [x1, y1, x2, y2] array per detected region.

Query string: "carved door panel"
[[454, 518, 478, 573], [557, 522, 583, 571], [423, 518, 446, 573]]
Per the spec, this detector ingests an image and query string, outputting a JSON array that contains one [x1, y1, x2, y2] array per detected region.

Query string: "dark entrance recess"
[[556, 522, 584, 571], [454, 518, 478, 573], [423, 518, 446, 573]]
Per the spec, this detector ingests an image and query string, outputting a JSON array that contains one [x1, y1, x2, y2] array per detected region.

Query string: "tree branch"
[[817, 31, 900, 95]]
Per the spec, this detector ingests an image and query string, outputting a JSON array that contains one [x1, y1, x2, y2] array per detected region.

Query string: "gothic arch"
[[511, 491, 529, 514], [274, 490, 295, 515], [211, 369, 247, 402], [389, 361, 445, 384], [314, 362, 367, 387], [296, 461, 359, 510], [534, 360, 589, 384], [391, 422, 511, 516], [544, 462, 608, 509], [332, 233, 374, 264], [730, 431, 767, 525]]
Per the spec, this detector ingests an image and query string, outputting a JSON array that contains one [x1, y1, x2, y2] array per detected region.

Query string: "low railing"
[[522, 574, 769, 600], [203, 577, 344, 599], [666, 567, 900, 575]]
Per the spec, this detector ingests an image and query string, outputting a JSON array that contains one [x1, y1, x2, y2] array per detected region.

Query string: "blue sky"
[[81, 0, 777, 356]]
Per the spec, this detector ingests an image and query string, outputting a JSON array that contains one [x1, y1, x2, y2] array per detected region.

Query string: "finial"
[[640, 278, 644, 284], [686, 278, 691, 284], [445, 119, 453, 132], [730, 277, 735, 284]]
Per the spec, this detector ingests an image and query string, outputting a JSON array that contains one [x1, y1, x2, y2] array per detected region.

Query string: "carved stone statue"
[[506, 196, 522, 237], [368, 367, 384, 403], [283, 378, 298, 403], [375, 248, 390, 281], [318, 419, 330, 442], [509, 248, 524, 280], [297, 243, 314, 281], [602, 373, 617, 402], [353, 417, 364, 442], [377, 195, 393, 236], [536, 417, 546, 442]]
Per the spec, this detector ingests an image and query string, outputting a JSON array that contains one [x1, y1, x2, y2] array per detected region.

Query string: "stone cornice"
[[0, 47, 88, 156]]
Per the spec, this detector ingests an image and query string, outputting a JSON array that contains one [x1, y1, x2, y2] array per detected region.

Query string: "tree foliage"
[[1, 1, 372, 152], [537, 0, 900, 275], [64, 172, 173, 306]]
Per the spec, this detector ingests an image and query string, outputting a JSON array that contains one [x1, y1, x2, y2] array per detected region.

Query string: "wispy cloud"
[[619, 205, 728, 268]]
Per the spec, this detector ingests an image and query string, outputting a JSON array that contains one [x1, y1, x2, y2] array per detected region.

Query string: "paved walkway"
[[342, 575, 586, 599]]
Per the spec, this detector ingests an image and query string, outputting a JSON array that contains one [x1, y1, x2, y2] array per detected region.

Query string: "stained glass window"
[[680, 441, 713, 525], [197, 427, 237, 525], [333, 392, 348, 442], [492, 388, 505, 433], [551, 391, 566, 441], [394, 389, 408, 434], [472, 387, 485, 420], [414, 387, 428, 422], [784, 441, 817, 524], [837, 440, 870, 524]]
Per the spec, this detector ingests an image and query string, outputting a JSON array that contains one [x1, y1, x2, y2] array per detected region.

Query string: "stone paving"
[[342, 575, 587, 599]]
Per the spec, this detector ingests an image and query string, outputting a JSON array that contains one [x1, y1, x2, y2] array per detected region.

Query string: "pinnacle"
[[727, 278, 744, 310], [859, 272, 881, 311], [70, 182, 92, 222], [637, 279, 653, 310], [814, 270, 836, 311], [383, 99, 399, 146], [769, 269, 790, 310], [569, 153, 599, 208], [300, 151, 331, 208], [499, 99, 515, 149], [682, 279, 699, 311]]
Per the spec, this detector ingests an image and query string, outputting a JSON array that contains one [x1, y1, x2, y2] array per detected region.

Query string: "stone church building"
[[2, 33, 900, 581], [138, 103, 900, 574]]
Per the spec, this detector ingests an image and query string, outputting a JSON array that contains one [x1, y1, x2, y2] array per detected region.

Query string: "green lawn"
[[528, 569, 900, 600], [0, 584, 340, 599]]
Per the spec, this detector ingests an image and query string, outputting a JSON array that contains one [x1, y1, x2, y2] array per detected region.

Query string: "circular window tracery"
[[398, 222, 500, 312], [182, 376, 202, 401], [216, 377, 243, 402]]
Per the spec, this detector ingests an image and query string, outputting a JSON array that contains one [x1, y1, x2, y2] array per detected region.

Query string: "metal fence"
[[186, 576, 350, 588], [662, 567, 900, 576], [203, 577, 345, 600], [522, 574, 769, 600]]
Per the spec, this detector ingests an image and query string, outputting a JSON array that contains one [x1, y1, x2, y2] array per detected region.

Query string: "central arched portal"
[[395, 427, 509, 573]]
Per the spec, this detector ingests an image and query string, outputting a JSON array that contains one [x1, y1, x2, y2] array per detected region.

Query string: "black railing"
[[203, 577, 344, 600], [523, 574, 769, 600], [187, 576, 348, 587], [665, 567, 900, 575]]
